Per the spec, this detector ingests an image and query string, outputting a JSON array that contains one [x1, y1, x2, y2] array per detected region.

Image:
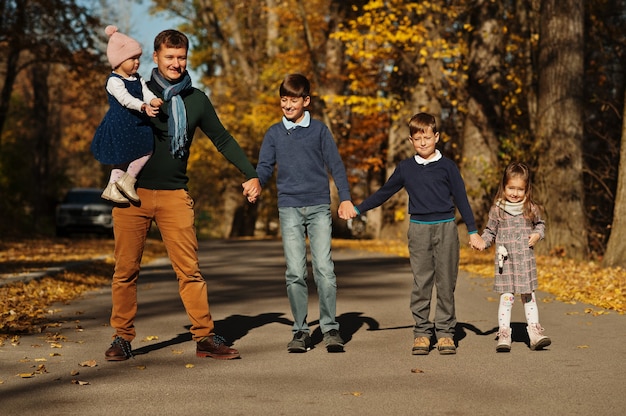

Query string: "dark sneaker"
[[287, 331, 312, 353], [437, 337, 457, 355], [323, 329, 344, 352], [196, 335, 240, 360], [105, 336, 133, 361]]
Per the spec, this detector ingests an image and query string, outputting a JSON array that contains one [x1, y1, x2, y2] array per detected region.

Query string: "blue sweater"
[[356, 156, 478, 233], [256, 118, 351, 207]]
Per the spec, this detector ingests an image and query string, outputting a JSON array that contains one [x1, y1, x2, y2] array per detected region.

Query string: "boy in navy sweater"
[[255, 74, 354, 353], [345, 112, 484, 355]]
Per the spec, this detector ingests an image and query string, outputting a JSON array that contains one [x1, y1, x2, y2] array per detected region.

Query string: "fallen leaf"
[[35, 358, 47, 362], [342, 391, 362, 397], [577, 345, 590, 349], [71, 370, 80, 376], [135, 365, 147, 370], [143, 335, 159, 341], [185, 363, 194, 368], [79, 360, 97, 368], [411, 368, 424, 373], [71, 379, 90, 385], [18, 373, 35, 378]]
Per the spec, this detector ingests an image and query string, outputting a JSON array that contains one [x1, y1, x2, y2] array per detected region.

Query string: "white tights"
[[498, 292, 540, 328]]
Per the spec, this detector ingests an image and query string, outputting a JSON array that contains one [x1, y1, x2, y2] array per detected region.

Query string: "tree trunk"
[[534, 0, 587, 258], [602, 85, 626, 267], [461, 0, 505, 229]]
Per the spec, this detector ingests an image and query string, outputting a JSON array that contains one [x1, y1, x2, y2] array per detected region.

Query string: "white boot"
[[101, 182, 129, 203], [527, 323, 551, 350], [115, 172, 140, 202], [496, 327, 512, 352]]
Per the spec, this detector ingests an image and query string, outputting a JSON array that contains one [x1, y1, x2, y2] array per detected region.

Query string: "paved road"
[[1, 239, 624, 415]]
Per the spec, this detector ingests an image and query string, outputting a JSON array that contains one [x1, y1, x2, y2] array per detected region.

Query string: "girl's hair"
[[154, 29, 189, 52], [494, 162, 542, 222], [279, 74, 310, 98], [408, 113, 438, 137]]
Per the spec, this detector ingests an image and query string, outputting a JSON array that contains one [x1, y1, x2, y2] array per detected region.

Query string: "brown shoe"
[[437, 337, 457, 355], [412, 336, 431, 355], [105, 336, 133, 361], [196, 335, 240, 360]]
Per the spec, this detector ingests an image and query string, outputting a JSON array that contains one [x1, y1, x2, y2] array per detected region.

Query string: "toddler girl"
[[480, 162, 551, 352]]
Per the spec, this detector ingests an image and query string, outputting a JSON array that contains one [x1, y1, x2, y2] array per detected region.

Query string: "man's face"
[[153, 47, 188, 82]]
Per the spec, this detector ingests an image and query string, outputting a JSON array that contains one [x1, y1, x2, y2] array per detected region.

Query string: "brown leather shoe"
[[196, 335, 240, 360], [105, 336, 133, 361]]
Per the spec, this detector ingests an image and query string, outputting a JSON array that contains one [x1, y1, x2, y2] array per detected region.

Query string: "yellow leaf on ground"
[[79, 360, 97, 367]]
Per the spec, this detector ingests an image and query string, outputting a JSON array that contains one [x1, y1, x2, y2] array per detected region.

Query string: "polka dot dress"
[[91, 73, 154, 165]]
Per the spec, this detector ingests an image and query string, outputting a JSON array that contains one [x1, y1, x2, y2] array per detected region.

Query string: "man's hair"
[[279, 73, 310, 98], [408, 112, 438, 136], [154, 29, 189, 52]]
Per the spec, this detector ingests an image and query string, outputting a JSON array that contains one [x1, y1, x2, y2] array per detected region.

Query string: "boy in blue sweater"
[[256, 74, 354, 353], [344, 112, 484, 355]]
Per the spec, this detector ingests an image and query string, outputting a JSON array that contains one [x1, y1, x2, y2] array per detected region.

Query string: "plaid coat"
[[481, 204, 545, 294]]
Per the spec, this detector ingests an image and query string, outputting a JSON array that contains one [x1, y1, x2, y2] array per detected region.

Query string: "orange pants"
[[110, 188, 214, 342]]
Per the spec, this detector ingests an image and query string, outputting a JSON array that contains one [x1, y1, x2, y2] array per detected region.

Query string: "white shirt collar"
[[414, 149, 442, 165], [282, 111, 311, 130]]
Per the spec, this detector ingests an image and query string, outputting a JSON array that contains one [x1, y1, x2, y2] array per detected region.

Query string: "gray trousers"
[[407, 220, 460, 339]]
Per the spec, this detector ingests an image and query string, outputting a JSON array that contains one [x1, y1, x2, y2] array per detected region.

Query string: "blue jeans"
[[278, 204, 339, 334]]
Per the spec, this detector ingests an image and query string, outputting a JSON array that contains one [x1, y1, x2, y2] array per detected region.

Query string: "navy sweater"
[[256, 119, 351, 208], [356, 156, 477, 233]]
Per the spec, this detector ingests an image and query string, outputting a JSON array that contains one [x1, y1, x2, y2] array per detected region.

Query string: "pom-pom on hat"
[[105, 25, 142, 69]]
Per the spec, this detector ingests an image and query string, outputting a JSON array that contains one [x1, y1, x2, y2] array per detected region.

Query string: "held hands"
[[338, 201, 358, 220], [469, 233, 486, 251], [242, 178, 261, 204]]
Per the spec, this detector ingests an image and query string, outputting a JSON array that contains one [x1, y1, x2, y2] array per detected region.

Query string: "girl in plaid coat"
[[480, 162, 551, 352]]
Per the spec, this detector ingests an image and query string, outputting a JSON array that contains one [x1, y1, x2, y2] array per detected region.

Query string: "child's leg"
[[108, 168, 125, 184], [126, 153, 152, 178], [408, 223, 436, 341], [498, 293, 514, 328], [522, 292, 551, 350], [521, 292, 539, 324], [432, 221, 459, 339], [496, 293, 514, 352]]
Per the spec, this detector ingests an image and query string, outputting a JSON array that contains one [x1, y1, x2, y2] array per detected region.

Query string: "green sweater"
[[137, 85, 257, 190]]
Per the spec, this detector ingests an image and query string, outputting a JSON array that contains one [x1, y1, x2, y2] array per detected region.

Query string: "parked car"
[[55, 188, 114, 237]]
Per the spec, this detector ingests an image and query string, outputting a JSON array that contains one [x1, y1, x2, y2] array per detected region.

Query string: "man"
[[104, 29, 260, 361]]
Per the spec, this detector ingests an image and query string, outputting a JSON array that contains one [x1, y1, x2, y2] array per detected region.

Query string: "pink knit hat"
[[105, 25, 142, 69]]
